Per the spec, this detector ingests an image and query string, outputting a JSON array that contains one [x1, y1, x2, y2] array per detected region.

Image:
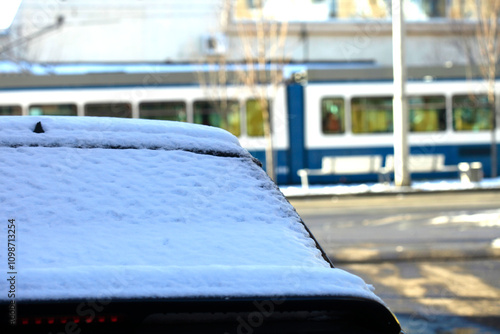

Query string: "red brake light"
[[17, 314, 122, 325]]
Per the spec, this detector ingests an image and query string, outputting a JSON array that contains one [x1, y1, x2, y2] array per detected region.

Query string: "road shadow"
[[396, 313, 500, 334]]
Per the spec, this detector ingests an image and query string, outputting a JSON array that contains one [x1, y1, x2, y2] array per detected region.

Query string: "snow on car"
[[0, 116, 401, 333]]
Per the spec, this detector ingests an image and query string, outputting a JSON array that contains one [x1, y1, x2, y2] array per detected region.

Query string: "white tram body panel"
[[0, 84, 289, 152], [305, 80, 500, 150]]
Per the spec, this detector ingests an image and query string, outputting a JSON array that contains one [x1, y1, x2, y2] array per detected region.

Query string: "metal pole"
[[392, 0, 411, 186]]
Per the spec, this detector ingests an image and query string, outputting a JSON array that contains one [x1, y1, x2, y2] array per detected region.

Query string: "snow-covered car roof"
[[0, 116, 401, 333], [0, 116, 252, 158]]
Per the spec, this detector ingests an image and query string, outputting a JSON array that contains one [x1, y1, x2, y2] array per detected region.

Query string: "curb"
[[327, 245, 500, 264]]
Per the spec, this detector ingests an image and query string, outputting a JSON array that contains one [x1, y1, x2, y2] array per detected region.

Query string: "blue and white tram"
[[0, 66, 292, 183], [1, 63, 499, 185], [295, 76, 500, 185]]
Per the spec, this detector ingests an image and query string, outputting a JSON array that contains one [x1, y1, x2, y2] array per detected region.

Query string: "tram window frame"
[[139, 101, 187, 122], [246, 98, 271, 137], [193, 100, 241, 137], [452, 94, 492, 131], [29, 104, 77, 116], [84, 103, 132, 118], [0, 105, 22, 116], [321, 97, 345, 135], [351, 96, 393, 134], [408, 95, 446, 132]]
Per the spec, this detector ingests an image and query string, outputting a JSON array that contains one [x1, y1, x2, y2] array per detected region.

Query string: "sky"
[[0, 0, 23, 30]]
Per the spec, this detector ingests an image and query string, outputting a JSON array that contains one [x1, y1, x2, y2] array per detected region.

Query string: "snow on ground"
[[429, 210, 500, 227], [280, 177, 500, 198], [0, 116, 381, 303]]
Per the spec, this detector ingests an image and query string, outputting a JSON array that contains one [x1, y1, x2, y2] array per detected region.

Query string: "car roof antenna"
[[33, 121, 45, 133]]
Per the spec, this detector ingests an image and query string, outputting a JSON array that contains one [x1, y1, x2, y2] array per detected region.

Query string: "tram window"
[[193, 100, 241, 136], [351, 97, 393, 134], [139, 101, 187, 122], [29, 104, 77, 116], [85, 103, 132, 118], [246, 99, 270, 137], [409, 96, 446, 132], [0, 105, 22, 115], [321, 98, 345, 134], [452, 95, 492, 131]]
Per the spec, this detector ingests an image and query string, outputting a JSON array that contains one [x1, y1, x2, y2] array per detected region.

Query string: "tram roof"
[[0, 60, 496, 89]]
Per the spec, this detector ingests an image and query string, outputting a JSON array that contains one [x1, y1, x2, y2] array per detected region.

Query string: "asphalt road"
[[289, 191, 500, 334], [290, 191, 500, 263], [342, 259, 500, 334]]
